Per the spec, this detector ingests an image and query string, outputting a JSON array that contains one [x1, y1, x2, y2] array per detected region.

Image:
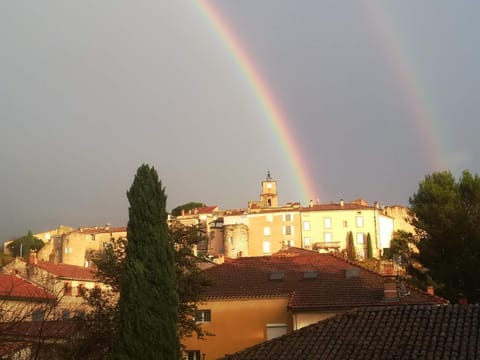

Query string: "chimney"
[[459, 298, 468, 305], [426, 286, 434, 295], [181, 209, 185, 216], [374, 201, 379, 209], [382, 263, 398, 301], [28, 249, 38, 265], [340, 199, 344, 207], [309, 200, 313, 207]]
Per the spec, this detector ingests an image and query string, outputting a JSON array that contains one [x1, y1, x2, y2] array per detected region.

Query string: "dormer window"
[[269, 271, 285, 280], [303, 270, 318, 279]]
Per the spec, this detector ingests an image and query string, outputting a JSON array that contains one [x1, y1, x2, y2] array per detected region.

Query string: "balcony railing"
[[313, 241, 341, 249]]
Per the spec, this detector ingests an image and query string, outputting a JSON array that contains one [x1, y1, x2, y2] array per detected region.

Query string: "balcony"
[[313, 241, 341, 249]]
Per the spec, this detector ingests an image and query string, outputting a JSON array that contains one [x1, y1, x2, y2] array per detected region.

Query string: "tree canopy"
[[7, 230, 44, 258], [170, 202, 206, 217], [409, 170, 480, 302]]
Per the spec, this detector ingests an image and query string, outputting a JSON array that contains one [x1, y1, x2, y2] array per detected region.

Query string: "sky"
[[1, 1, 479, 241]]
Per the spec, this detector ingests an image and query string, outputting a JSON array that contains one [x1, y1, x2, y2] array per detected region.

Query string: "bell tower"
[[260, 171, 278, 207]]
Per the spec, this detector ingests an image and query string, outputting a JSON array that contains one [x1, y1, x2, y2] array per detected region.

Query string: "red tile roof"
[[221, 304, 480, 360], [0, 320, 79, 340], [77, 226, 126, 234], [301, 203, 375, 212], [36, 261, 97, 281], [0, 320, 80, 358], [0, 274, 55, 301], [202, 247, 446, 309], [191, 206, 219, 214]]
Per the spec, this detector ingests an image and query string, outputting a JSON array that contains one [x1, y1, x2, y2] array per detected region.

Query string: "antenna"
[[399, 282, 410, 297]]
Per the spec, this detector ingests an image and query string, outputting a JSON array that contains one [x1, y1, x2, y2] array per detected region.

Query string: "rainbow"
[[360, 1, 446, 171], [195, 0, 319, 204]]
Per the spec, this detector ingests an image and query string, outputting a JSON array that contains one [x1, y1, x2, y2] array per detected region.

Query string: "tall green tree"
[[69, 223, 211, 359], [7, 230, 44, 258], [410, 170, 480, 302], [366, 233, 373, 260], [114, 165, 180, 360], [346, 231, 356, 261]]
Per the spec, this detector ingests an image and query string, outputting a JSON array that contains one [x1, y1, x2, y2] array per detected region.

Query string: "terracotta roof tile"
[[301, 203, 375, 212], [0, 320, 78, 339], [221, 304, 480, 360], [193, 206, 218, 214], [77, 226, 126, 234], [0, 274, 55, 301], [36, 261, 97, 281], [203, 248, 446, 309]]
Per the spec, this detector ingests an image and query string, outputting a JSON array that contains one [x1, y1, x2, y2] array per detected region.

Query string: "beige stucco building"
[[300, 201, 394, 258], [37, 225, 126, 267], [168, 173, 411, 260]]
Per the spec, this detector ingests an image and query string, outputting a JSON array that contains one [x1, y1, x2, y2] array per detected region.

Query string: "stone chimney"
[[459, 298, 468, 305], [28, 249, 37, 265], [27, 250, 38, 278], [340, 199, 344, 207], [382, 263, 398, 301]]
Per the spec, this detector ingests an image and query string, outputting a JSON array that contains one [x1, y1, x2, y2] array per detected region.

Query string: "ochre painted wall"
[[182, 297, 291, 360]]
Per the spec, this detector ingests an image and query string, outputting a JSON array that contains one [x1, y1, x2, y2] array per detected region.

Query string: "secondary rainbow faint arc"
[[362, 1, 446, 171], [196, 0, 319, 204]]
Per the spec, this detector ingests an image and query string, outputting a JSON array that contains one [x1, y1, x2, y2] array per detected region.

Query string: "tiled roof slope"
[[203, 247, 446, 308], [301, 203, 375, 212], [192, 206, 218, 214], [221, 304, 480, 360], [77, 226, 126, 234], [0, 274, 55, 301], [36, 261, 97, 281]]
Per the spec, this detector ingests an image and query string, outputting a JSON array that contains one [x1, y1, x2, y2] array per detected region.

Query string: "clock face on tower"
[[266, 183, 272, 189]]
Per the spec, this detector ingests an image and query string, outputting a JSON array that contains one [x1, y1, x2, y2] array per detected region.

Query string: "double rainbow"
[[196, 1, 446, 204]]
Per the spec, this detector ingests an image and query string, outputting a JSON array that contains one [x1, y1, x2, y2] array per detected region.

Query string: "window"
[[303, 270, 318, 279], [77, 283, 85, 297], [283, 213, 292, 221], [64, 282, 72, 296], [283, 225, 293, 236], [194, 310, 211, 323], [32, 310, 45, 322], [266, 323, 287, 340], [64, 247, 73, 254], [284, 240, 294, 246], [356, 216, 364, 227], [186, 350, 201, 360], [62, 310, 70, 320], [324, 217, 332, 229], [303, 221, 311, 231], [263, 240, 271, 254], [324, 232, 332, 243], [263, 226, 271, 236], [304, 237, 311, 248], [343, 220, 348, 228], [266, 214, 273, 222], [356, 233, 365, 244], [269, 271, 285, 280]]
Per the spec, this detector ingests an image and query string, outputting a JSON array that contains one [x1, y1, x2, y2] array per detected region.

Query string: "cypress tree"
[[346, 231, 356, 261], [114, 164, 180, 360], [366, 232, 373, 259]]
